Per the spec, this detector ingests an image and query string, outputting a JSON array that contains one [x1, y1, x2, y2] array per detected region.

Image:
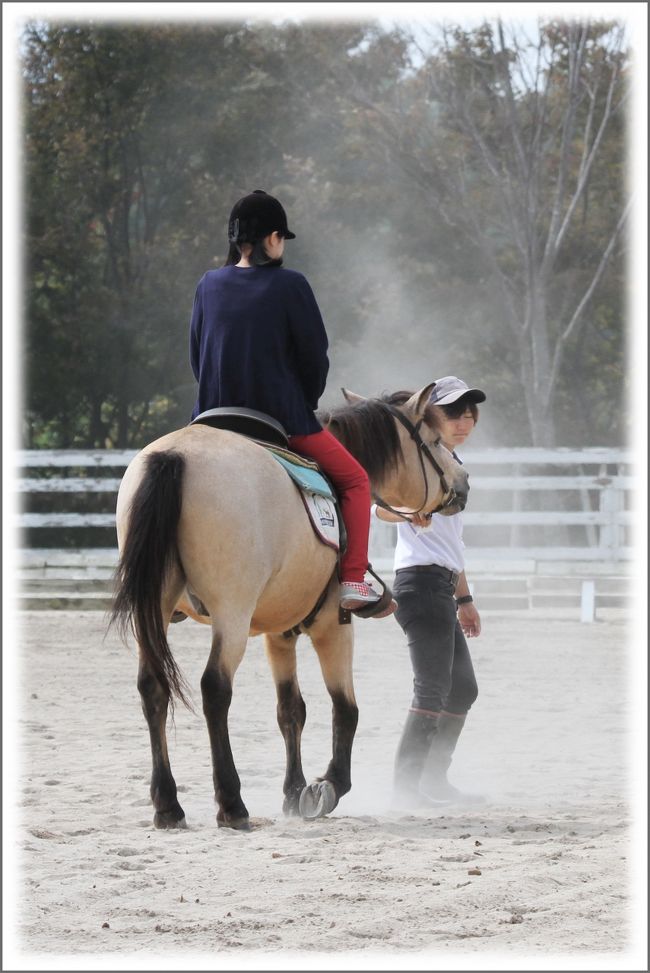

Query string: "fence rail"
[[15, 447, 636, 569], [16, 447, 636, 614]]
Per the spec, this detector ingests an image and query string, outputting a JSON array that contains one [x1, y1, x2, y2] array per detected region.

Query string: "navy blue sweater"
[[189, 265, 330, 435]]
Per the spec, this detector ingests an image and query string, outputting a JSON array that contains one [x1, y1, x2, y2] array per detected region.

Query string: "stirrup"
[[350, 566, 397, 619]]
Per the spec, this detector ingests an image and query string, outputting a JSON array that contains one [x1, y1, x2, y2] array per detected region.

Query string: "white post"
[[598, 470, 624, 560], [580, 580, 595, 623]]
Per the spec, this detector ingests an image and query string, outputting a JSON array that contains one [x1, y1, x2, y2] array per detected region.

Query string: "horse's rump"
[[114, 426, 337, 650]]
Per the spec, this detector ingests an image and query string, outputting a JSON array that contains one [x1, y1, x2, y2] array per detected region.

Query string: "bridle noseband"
[[373, 406, 459, 523]]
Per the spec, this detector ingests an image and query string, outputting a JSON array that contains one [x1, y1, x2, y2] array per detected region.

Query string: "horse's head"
[[325, 384, 469, 517]]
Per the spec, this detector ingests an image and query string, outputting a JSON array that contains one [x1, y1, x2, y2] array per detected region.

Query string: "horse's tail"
[[110, 450, 191, 710]]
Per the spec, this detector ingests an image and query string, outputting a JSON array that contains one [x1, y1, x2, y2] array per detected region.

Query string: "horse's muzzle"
[[450, 492, 466, 512], [448, 490, 468, 513], [442, 472, 469, 514]]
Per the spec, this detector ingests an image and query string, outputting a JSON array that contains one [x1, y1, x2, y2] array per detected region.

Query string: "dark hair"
[[224, 238, 283, 268], [439, 396, 479, 423]]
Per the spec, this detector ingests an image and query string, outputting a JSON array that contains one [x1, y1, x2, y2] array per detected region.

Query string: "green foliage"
[[21, 17, 629, 448]]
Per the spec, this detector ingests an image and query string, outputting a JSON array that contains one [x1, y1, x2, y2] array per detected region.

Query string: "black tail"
[[110, 450, 191, 709]]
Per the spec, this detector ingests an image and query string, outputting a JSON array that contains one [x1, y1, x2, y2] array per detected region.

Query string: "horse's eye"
[[433, 436, 441, 446]]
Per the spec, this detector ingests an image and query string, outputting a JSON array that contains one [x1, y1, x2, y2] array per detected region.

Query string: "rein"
[[373, 406, 458, 523]]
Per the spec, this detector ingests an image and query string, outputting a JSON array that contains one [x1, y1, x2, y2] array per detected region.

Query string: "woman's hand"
[[458, 602, 481, 638]]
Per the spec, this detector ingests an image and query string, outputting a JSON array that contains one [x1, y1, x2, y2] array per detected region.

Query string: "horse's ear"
[[341, 388, 366, 405], [403, 383, 436, 419]]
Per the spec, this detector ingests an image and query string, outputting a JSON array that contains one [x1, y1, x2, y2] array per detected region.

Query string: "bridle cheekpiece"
[[372, 405, 459, 522]]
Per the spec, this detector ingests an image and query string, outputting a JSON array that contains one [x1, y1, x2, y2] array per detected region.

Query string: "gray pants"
[[393, 565, 478, 716]]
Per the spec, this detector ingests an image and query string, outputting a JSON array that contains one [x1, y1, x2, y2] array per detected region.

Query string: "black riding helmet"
[[228, 190, 296, 244]]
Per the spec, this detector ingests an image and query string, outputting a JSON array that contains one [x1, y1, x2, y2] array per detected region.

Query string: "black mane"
[[321, 398, 404, 485]]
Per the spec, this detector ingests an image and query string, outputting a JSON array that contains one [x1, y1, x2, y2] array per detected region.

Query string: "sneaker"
[[339, 581, 382, 610]]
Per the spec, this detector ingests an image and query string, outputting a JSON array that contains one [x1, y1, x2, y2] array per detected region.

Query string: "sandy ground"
[[4, 608, 647, 970]]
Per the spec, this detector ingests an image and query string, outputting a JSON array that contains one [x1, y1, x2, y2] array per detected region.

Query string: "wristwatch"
[[455, 594, 473, 607]]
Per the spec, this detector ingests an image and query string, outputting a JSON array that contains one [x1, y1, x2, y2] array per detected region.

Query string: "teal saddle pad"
[[267, 451, 336, 500]]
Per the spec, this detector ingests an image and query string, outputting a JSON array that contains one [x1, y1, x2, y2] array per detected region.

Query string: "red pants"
[[289, 429, 370, 583]]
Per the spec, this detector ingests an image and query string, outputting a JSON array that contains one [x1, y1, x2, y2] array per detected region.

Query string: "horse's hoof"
[[299, 780, 338, 820], [217, 816, 251, 832], [153, 810, 187, 830]]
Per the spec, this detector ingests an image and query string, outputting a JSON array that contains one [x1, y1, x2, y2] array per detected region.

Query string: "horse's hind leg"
[[138, 654, 186, 829], [301, 617, 359, 819], [201, 624, 250, 831], [264, 633, 307, 815]]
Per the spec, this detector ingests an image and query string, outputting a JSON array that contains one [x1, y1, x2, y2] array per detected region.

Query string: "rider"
[[189, 189, 392, 617]]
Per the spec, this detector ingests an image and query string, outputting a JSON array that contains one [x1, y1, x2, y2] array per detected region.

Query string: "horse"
[[111, 383, 469, 831]]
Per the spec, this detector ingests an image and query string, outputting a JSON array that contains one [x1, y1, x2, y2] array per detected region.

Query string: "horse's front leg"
[[264, 632, 307, 815], [301, 613, 358, 819], [201, 624, 250, 831]]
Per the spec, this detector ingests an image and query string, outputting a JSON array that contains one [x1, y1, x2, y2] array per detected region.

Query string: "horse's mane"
[[321, 391, 442, 485], [322, 398, 403, 484]]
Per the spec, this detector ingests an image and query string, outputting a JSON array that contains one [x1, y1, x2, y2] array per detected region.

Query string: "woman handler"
[[189, 189, 392, 616], [375, 376, 486, 804]]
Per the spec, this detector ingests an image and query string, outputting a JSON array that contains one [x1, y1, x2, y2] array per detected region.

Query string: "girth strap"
[[282, 579, 332, 638]]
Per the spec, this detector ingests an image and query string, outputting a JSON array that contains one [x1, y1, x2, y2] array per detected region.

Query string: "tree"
[[23, 22, 252, 446], [21, 18, 629, 449], [345, 18, 630, 445]]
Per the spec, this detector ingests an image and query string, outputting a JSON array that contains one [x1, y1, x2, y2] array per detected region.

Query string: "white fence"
[[15, 447, 636, 617], [369, 446, 634, 571]]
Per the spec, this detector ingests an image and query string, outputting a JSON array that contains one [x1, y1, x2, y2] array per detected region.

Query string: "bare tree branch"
[[541, 22, 589, 274], [545, 197, 631, 405], [548, 44, 625, 265], [497, 19, 528, 179]]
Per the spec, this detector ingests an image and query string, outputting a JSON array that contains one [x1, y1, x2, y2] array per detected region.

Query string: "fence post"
[[510, 462, 524, 549], [598, 471, 623, 561], [579, 463, 598, 548], [580, 580, 595, 623]]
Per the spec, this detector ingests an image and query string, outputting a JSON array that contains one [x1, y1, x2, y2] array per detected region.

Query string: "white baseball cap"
[[428, 376, 486, 406]]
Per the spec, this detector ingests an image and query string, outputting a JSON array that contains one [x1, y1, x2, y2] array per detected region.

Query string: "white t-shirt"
[[391, 510, 465, 573]]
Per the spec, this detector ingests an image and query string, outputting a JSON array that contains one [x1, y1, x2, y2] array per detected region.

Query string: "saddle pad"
[[267, 450, 335, 499], [264, 445, 340, 550], [300, 493, 340, 551]]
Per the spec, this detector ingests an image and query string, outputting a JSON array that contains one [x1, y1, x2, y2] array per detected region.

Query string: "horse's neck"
[[376, 425, 421, 509]]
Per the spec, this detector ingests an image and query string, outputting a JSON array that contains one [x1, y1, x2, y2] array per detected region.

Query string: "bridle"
[[372, 405, 460, 522]]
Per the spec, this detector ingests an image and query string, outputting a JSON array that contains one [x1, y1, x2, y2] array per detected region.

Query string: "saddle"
[[184, 407, 394, 627], [191, 408, 342, 552], [190, 406, 289, 447]]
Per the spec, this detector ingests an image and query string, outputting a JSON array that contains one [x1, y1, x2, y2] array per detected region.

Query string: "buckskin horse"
[[111, 384, 468, 830]]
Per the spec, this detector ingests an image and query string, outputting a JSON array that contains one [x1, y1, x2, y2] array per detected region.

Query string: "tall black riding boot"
[[392, 710, 445, 809], [420, 712, 486, 805]]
